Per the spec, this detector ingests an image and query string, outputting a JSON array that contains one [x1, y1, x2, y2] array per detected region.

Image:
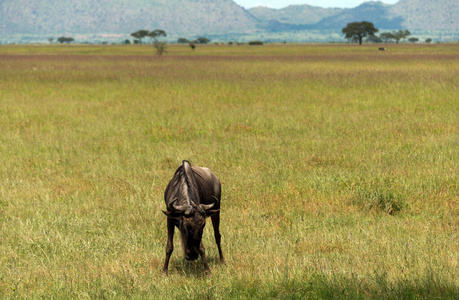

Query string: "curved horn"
[[170, 198, 191, 214], [199, 202, 215, 211], [211, 195, 220, 204], [199, 196, 220, 211]]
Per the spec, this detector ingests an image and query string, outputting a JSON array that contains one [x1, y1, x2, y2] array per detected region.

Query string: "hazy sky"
[[233, 0, 400, 9]]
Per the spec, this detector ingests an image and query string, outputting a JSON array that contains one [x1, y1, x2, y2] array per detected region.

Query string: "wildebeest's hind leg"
[[211, 212, 225, 264], [162, 217, 175, 275]]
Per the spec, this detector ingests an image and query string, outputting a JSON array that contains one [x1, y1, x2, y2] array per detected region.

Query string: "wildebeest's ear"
[[162, 210, 182, 219], [204, 209, 220, 217]]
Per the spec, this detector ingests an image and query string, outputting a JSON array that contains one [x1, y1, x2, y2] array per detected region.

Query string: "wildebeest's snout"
[[185, 249, 200, 261]]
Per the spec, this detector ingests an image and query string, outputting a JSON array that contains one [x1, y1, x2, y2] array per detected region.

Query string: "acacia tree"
[[148, 29, 167, 55], [196, 37, 211, 44], [177, 37, 189, 44], [57, 37, 75, 44], [130, 30, 149, 45], [148, 29, 166, 40], [393, 30, 411, 44], [342, 21, 378, 45], [380, 32, 395, 43]]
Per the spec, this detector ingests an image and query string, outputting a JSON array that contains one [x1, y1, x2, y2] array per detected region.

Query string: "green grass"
[[0, 44, 457, 298]]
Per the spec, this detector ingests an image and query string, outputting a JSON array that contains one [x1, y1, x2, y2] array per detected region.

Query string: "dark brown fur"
[[162, 160, 224, 275]]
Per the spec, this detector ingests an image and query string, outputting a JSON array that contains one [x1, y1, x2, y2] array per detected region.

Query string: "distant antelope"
[[378, 47, 386, 51]]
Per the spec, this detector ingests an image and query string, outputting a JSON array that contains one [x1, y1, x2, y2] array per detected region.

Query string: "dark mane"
[[167, 160, 201, 211], [182, 160, 201, 205], [166, 166, 189, 210]]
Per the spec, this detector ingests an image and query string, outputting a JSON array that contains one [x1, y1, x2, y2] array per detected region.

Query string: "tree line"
[[342, 21, 430, 45], [130, 30, 218, 52], [45, 23, 429, 50]]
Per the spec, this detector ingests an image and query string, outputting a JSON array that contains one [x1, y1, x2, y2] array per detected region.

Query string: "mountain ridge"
[[250, 0, 459, 32], [0, 0, 457, 42], [0, 0, 258, 37]]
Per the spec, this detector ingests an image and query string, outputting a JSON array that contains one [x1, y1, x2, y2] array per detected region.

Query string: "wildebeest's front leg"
[[162, 217, 175, 275], [211, 212, 225, 263], [198, 241, 211, 275]]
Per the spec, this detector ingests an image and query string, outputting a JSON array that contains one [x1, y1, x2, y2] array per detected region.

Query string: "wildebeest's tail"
[[182, 160, 201, 204]]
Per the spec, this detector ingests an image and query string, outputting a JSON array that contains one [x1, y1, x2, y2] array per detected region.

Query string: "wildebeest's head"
[[163, 199, 218, 260]]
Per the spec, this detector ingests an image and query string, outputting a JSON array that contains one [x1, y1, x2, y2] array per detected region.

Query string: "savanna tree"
[[57, 37, 75, 44], [196, 37, 211, 44], [393, 30, 411, 44], [342, 21, 378, 45], [380, 32, 395, 43], [130, 30, 149, 45], [148, 29, 167, 55], [177, 37, 189, 44]]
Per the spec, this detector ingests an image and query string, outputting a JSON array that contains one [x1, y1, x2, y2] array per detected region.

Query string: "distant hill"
[[311, 2, 403, 30], [249, 5, 343, 26], [390, 0, 459, 31], [0, 0, 457, 43], [0, 0, 257, 38], [249, 0, 459, 32]]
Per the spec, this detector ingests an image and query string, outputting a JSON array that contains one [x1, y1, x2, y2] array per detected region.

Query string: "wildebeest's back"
[[164, 166, 188, 209], [191, 166, 221, 208]]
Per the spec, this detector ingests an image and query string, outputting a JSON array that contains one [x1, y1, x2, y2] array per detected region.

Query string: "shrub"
[[248, 41, 264, 45], [154, 41, 167, 55]]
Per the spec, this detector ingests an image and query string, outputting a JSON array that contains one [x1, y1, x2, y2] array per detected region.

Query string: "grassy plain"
[[0, 44, 457, 298]]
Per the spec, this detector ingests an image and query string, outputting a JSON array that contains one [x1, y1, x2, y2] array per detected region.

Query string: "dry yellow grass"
[[0, 44, 457, 298]]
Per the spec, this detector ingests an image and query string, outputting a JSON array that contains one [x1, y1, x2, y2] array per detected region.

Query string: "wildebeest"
[[162, 160, 224, 275], [379, 47, 386, 51]]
